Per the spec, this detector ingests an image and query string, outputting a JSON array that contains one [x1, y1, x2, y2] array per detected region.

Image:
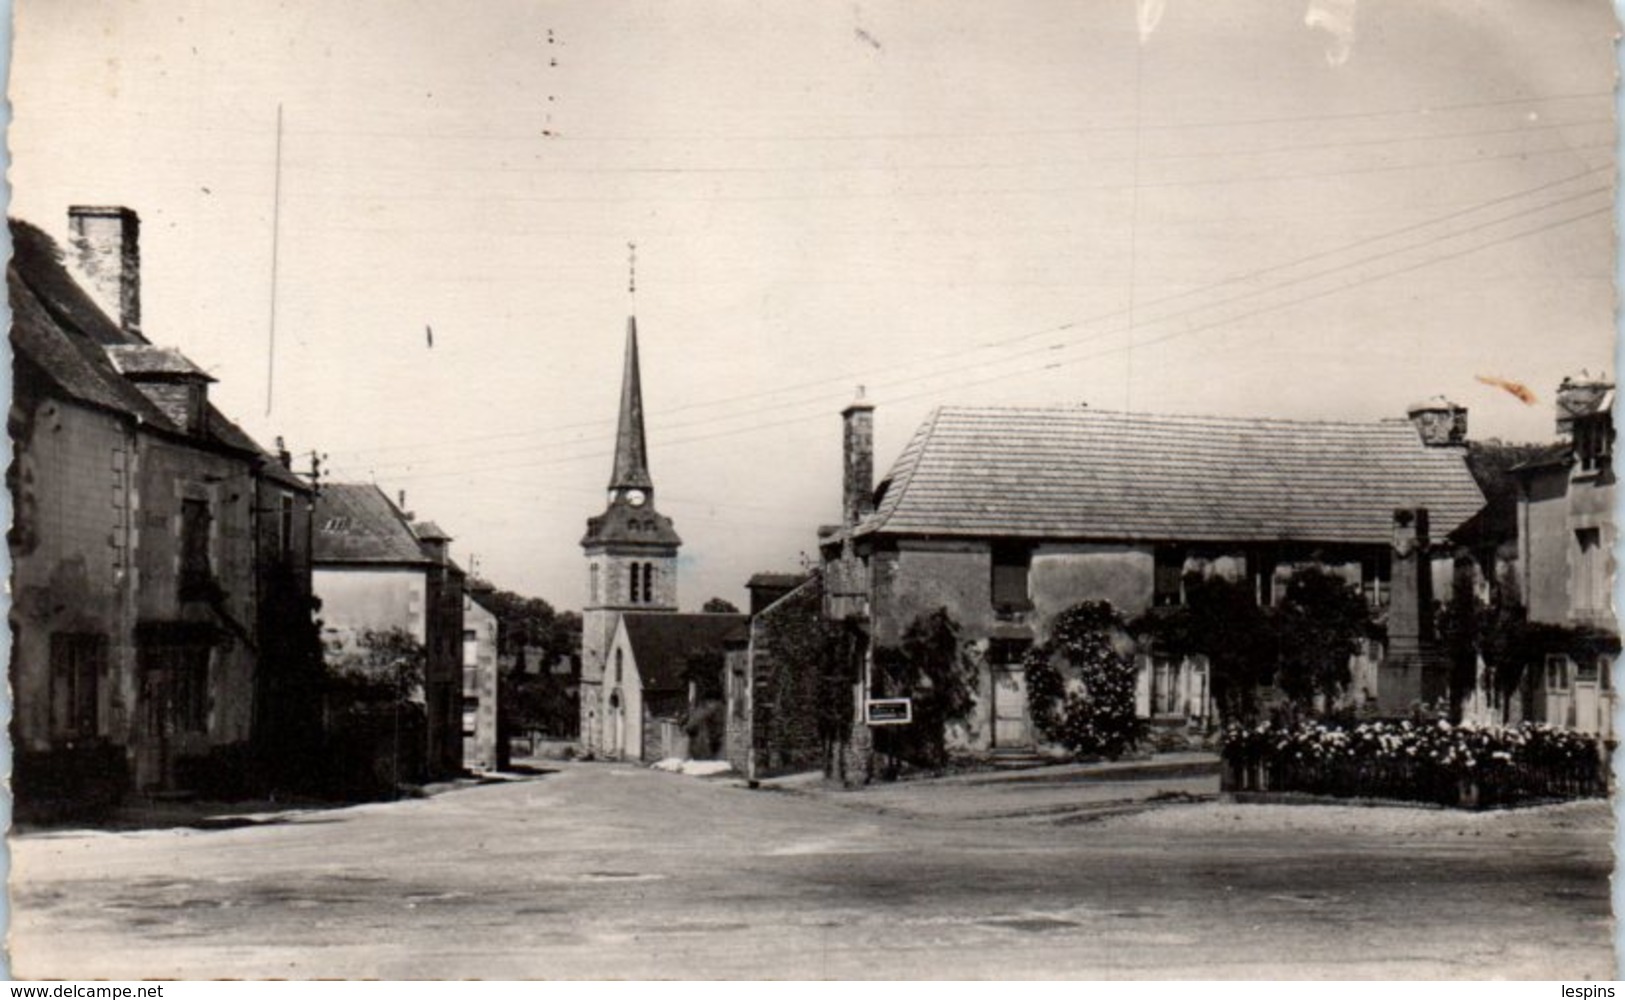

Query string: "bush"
[[1222, 718, 1605, 807], [1025, 601, 1147, 761]]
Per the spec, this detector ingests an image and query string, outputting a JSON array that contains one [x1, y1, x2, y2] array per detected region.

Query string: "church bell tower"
[[579, 316, 681, 751]]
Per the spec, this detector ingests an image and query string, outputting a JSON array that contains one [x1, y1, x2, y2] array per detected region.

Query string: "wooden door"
[[992, 668, 1032, 748]]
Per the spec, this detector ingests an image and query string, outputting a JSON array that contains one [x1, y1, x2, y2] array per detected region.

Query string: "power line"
[[355, 201, 1607, 486], [325, 166, 1609, 470]]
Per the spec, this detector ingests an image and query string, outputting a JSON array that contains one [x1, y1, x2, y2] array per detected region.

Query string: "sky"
[[7, 0, 1620, 613]]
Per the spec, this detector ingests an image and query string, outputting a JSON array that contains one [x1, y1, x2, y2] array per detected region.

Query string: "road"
[[10, 761, 1614, 979]]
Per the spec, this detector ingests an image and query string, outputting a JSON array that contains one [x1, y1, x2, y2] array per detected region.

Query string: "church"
[[577, 317, 745, 761]]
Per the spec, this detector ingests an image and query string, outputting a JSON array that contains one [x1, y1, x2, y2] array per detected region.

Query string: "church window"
[[590, 564, 600, 605], [615, 648, 623, 684], [643, 563, 655, 603], [629, 562, 643, 604]]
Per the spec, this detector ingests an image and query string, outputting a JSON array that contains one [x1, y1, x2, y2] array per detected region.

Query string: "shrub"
[[1222, 717, 1605, 807], [1025, 601, 1147, 760], [872, 608, 980, 774]]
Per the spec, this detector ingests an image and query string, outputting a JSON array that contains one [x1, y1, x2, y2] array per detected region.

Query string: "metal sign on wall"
[[865, 698, 913, 725]]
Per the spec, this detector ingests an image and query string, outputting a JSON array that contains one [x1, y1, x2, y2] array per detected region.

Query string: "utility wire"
[[345, 202, 1608, 485], [326, 169, 1610, 470]]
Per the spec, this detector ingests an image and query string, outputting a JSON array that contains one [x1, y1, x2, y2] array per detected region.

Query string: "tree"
[[1131, 573, 1276, 723], [702, 597, 741, 614], [475, 586, 581, 740], [1273, 567, 1372, 712], [328, 626, 425, 701], [871, 608, 979, 774], [1024, 601, 1146, 760], [1434, 556, 1482, 722]]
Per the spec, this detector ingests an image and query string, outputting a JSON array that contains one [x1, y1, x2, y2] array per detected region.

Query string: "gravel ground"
[[1095, 796, 1614, 837]]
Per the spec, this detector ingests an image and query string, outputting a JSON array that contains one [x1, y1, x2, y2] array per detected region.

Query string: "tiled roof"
[[620, 612, 748, 691], [314, 483, 434, 565], [858, 406, 1486, 545]]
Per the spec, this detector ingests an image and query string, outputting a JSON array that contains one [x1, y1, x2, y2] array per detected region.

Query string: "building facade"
[[312, 483, 466, 781], [462, 584, 502, 771], [9, 209, 321, 815], [818, 398, 1487, 772], [1516, 375, 1618, 737]]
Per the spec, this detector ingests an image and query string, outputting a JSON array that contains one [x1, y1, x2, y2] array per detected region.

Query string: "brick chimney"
[[1406, 397, 1467, 447], [842, 388, 875, 528], [68, 206, 141, 335]]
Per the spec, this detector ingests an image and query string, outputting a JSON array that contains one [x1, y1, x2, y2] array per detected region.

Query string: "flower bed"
[[1221, 719, 1606, 808]]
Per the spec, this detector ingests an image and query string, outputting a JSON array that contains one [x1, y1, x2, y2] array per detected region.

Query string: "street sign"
[[865, 698, 913, 725]]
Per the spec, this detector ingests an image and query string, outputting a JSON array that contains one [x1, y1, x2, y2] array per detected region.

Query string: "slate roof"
[[105, 344, 216, 380], [857, 406, 1487, 545], [9, 217, 309, 493], [620, 612, 749, 691], [413, 521, 451, 542], [314, 483, 435, 565], [747, 572, 809, 590]]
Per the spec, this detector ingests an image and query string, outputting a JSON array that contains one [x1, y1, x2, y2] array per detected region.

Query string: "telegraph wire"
[[324, 168, 1610, 471], [342, 201, 1608, 485]]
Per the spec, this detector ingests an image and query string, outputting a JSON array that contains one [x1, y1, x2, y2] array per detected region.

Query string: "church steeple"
[[610, 317, 654, 492]]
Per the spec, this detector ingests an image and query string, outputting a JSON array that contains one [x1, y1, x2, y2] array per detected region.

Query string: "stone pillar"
[[1379, 508, 1432, 715]]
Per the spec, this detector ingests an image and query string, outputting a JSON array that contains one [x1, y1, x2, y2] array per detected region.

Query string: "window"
[[179, 498, 213, 597], [1545, 654, 1571, 692], [614, 648, 624, 685], [629, 562, 643, 604], [1576, 658, 1600, 684], [590, 564, 601, 605], [1576, 528, 1605, 613], [143, 644, 211, 734], [643, 563, 655, 604], [1602, 656, 1614, 691], [1154, 548, 1185, 607], [49, 633, 105, 739], [991, 543, 1032, 610], [1576, 415, 1614, 473], [1152, 656, 1180, 716]]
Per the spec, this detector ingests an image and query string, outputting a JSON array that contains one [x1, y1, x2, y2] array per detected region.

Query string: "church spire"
[[609, 316, 654, 491]]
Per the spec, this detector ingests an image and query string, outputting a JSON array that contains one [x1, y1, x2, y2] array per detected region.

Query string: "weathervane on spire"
[[627, 241, 637, 307]]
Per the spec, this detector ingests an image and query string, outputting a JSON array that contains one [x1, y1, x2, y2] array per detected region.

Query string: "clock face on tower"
[[625, 489, 647, 507]]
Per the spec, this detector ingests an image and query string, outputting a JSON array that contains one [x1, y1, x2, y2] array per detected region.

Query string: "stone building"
[[817, 396, 1488, 774], [576, 316, 741, 761], [1514, 375, 1618, 737], [9, 209, 321, 815], [461, 582, 503, 771], [312, 483, 466, 780]]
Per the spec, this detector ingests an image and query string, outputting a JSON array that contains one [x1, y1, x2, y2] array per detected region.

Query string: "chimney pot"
[[1406, 396, 1467, 447], [67, 206, 141, 335]]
